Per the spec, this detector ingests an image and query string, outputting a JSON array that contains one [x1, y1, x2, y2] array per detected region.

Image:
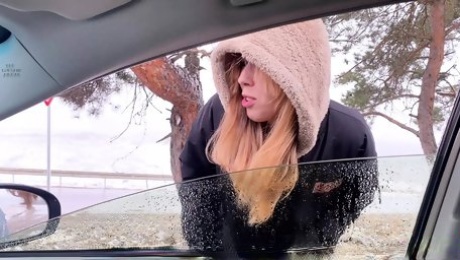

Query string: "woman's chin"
[[246, 111, 268, 123]]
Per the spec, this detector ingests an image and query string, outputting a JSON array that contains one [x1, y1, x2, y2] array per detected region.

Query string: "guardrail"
[[0, 167, 173, 189]]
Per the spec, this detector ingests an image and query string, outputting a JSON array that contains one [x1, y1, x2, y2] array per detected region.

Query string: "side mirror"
[[0, 184, 61, 250]]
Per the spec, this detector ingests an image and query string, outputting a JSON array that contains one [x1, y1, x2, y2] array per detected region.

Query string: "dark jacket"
[[178, 94, 378, 258]]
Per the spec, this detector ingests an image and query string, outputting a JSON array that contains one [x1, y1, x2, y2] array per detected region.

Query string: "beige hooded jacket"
[[210, 19, 331, 156]]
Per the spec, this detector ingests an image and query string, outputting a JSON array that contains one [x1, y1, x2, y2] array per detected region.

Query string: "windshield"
[[1, 155, 432, 258]]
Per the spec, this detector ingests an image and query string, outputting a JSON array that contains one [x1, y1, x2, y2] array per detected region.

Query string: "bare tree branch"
[[156, 132, 172, 143], [446, 18, 460, 35], [363, 111, 420, 137], [446, 79, 458, 95], [397, 94, 420, 99], [364, 93, 420, 111], [409, 100, 420, 115], [141, 83, 162, 113], [197, 49, 212, 58], [436, 91, 456, 98], [110, 81, 140, 143]]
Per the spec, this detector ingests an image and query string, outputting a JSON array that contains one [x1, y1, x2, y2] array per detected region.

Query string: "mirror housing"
[[0, 184, 61, 250]]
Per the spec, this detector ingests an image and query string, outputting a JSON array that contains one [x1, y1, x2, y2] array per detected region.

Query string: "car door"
[[408, 97, 460, 259]]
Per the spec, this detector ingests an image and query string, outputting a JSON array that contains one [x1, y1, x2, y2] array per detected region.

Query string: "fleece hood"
[[210, 19, 331, 156]]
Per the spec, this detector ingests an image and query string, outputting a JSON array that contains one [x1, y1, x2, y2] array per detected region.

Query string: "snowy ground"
[[3, 212, 416, 260]]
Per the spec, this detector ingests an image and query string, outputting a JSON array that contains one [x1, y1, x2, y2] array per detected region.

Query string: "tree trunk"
[[131, 55, 203, 182], [417, 0, 445, 157]]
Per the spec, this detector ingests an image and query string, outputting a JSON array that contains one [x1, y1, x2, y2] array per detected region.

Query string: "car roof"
[[0, 0, 408, 121]]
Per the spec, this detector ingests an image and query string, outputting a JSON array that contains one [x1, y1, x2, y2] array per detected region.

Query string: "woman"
[[178, 19, 378, 258], [8, 190, 37, 209]]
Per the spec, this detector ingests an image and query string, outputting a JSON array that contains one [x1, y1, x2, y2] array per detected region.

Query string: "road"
[[47, 187, 143, 214], [3, 184, 427, 219]]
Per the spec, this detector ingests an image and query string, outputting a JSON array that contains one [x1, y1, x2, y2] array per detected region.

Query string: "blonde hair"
[[206, 54, 299, 225]]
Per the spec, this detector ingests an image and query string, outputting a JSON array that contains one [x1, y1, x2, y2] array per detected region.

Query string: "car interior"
[[1, 0, 460, 259]]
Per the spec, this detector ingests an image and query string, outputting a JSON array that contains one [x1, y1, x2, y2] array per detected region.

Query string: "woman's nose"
[[238, 64, 254, 88]]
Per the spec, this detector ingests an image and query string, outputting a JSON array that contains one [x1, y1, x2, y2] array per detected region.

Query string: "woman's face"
[[237, 62, 279, 123]]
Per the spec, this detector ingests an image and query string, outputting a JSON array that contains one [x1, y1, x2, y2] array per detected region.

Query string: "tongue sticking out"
[[242, 96, 255, 108]]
